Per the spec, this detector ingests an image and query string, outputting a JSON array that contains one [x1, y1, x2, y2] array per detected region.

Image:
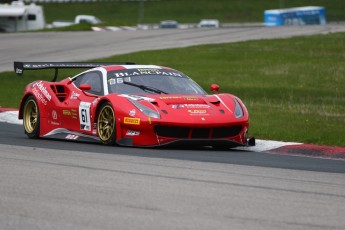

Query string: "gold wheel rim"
[[23, 99, 38, 133], [98, 105, 115, 141]]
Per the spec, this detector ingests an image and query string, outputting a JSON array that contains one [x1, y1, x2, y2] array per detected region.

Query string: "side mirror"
[[80, 84, 91, 91], [210, 84, 220, 94]]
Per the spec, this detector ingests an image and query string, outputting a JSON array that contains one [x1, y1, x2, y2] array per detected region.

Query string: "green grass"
[[1, 33, 344, 146], [41, 0, 345, 25]]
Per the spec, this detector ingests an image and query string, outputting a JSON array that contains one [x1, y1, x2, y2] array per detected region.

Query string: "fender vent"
[[51, 85, 67, 102]]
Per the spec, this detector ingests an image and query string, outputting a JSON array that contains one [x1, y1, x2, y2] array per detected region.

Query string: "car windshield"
[[107, 68, 207, 95]]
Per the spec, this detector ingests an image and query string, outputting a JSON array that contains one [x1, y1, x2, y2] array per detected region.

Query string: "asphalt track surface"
[[1, 122, 345, 230], [2, 24, 345, 72], [1, 26, 345, 229]]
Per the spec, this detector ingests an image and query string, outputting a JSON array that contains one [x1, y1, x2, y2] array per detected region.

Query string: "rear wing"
[[14, 61, 135, 82]]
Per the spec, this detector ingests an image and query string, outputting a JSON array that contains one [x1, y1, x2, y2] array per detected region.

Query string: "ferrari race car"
[[15, 61, 255, 148]]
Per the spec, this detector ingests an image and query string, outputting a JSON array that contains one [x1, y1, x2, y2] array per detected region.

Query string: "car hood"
[[119, 94, 247, 125]]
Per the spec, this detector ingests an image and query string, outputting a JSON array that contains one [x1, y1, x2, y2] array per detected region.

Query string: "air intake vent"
[[51, 85, 67, 102], [155, 125, 242, 139], [155, 126, 189, 138], [212, 126, 242, 138]]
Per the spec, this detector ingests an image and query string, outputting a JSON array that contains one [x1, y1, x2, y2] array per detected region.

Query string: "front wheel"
[[97, 102, 116, 145], [23, 96, 40, 138]]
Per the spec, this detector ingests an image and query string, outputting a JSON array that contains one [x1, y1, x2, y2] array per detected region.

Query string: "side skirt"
[[42, 128, 100, 143]]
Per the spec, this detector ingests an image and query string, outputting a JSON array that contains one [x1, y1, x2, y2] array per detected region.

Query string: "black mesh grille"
[[212, 126, 242, 138], [192, 128, 210, 138], [155, 126, 189, 138], [155, 125, 242, 139]]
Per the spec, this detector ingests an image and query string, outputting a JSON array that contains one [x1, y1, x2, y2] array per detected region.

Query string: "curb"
[[0, 107, 18, 112], [269, 144, 345, 160], [0, 109, 22, 125]]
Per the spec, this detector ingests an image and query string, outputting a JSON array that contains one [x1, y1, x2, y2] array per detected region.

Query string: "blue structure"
[[264, 6, 326, 26]]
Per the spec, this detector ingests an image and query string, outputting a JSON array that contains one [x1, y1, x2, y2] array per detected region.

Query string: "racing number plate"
[[79, 102, 91, 131]]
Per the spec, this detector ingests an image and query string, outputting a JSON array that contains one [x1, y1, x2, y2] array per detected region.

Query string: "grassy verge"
[[1, 32, 344, 146], [40, 0, 345, 25]]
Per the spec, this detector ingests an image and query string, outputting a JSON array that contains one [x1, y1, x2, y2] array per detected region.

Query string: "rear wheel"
[[97, 103, 116, 145], [23, 96, 40, 138]]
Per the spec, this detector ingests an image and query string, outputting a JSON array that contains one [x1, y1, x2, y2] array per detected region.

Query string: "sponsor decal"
[[70, 91, 80, 99], [79, 102, 92, 131], [188, 109, 210, 116], [188, 109, 207, 114], [126, 130, 140, 136], [159, 96, 181, 100], [160, 96, 198, 101], [172, 104, 210, 109], [63, 109, 77, 119], [50, 121, 61, 126], [124, 117, 140, 125], [65, 134, 79, 140], [33, 81, 51, 101], [71, 109, 78, 119], [52, 110, 57, 120], [63, 110, 71, 115], [32, 87, 47, 105], [111, 69, 183, 78], [129, 109, 136, 117]]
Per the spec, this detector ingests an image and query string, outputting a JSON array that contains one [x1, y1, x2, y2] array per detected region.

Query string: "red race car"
[[15, 61, 255, 149]]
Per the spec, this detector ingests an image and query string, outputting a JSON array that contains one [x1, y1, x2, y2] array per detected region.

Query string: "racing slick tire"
[[23, 96, 40, 138], [97, 102, 116, 145]]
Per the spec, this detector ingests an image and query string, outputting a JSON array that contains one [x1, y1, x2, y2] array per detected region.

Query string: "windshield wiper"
[[123, 81, 168, 94]]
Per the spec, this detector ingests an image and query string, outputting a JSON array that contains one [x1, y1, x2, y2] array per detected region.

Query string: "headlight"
[[233, 98, 244, 118], [129, 99, 160, 119]]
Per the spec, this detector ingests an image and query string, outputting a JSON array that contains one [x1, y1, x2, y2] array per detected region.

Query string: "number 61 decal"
[[79, 102, 91, 131]]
